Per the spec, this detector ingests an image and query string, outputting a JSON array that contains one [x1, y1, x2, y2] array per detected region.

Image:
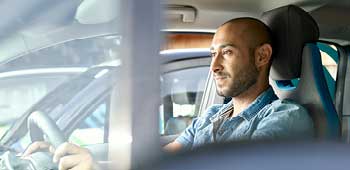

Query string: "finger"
[[53, 142, 89, 163], [58, 154, 93, 170], [22, 141, 52, 157], [58, 154, 80, 170]]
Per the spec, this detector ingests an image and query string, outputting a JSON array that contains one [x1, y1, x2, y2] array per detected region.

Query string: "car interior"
[[1, 0, 350, 169], [158, 1, 350, 168], [163, 0, 350, 142], [263, 5, 340, 138], [200, 4, 341, 139]]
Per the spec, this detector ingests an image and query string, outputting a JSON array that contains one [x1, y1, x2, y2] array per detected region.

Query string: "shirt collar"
[[237, 87, 278, 121], [209, 87, 278, 122]]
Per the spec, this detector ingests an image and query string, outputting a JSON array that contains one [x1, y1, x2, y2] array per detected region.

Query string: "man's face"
[[210, 24, 259, 97]]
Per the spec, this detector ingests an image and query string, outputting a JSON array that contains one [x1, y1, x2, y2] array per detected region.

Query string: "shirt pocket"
[[229, 122, 251, 140]]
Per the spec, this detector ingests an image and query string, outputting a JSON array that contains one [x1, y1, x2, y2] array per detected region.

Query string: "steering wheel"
[[26, 111, 67, 170], [27, 111, 66, 148]]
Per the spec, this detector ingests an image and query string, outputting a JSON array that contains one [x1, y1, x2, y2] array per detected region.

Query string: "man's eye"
[[210, 52, 216, 57], [223, 50, 232, 55]]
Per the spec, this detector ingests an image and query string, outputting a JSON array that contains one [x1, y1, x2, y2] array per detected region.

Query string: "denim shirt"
[[175, 87, 314, 151]]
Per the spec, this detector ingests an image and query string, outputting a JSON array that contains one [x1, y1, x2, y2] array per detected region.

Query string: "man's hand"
[[22, 141, 96, 170]]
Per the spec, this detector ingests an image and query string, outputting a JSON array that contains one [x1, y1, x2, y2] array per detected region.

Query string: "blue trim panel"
[[308, 43, 340, 138], [275, 79, 300, 91], [322, 66, 335, 100]]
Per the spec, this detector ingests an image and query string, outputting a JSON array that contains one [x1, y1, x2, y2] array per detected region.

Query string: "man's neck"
[[231, 83, 270, 117]]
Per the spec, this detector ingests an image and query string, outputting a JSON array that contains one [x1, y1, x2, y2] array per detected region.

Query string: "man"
[[164, 17, 314, 152], [22, 17, 314, 169]]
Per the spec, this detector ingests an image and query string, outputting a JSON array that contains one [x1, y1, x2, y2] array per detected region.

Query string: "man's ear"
[[255, 43, 272, 67]]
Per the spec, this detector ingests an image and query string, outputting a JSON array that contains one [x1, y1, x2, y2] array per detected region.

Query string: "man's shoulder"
[[260, 98, 311, 121], [269, 99, 307, 113], [252, 98, 314, 139]]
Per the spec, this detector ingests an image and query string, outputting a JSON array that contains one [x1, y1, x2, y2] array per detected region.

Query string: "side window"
[[318, 42, 339, 101], [69, 102, 107, 146], [160, 66, 209, 135]]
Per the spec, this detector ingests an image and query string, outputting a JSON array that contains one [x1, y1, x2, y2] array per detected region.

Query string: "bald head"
[[210, 17, 274, 87], [218, 17, 273, 51]]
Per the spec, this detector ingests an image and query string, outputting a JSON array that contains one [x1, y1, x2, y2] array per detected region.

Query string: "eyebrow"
[[210, 43, 238, 51]]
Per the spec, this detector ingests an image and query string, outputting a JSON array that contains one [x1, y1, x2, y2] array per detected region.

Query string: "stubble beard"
[[215, 62, 259, 97]]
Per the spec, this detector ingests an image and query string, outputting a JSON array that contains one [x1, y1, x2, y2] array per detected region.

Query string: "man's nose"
[[210, 53, 223, 73]]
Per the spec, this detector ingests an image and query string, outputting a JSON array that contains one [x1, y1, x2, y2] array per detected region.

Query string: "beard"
[[215, 61, 259, 97]]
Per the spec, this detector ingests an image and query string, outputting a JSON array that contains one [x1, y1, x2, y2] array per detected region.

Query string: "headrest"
[[261, 5, 319, 80]]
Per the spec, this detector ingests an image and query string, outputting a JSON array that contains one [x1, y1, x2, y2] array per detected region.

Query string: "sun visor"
[[261, 5, 319, 80]]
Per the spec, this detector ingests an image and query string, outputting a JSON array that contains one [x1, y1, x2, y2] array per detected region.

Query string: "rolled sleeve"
[[174, 104, 225, 151], [175, 117, 198, 150]]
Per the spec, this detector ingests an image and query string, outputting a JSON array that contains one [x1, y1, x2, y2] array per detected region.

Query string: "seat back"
[[262, 5, 340, 139]]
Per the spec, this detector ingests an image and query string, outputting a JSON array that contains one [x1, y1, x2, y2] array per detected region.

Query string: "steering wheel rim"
[[27, 111, 66, 148]]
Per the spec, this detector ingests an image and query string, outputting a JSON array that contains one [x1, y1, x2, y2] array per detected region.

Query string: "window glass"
[[0, 0, 122, 164], [160, 66, 209, 135], [8, 67, 117, 152], [0, 36, 121, 72], [0, 35, 120, 138], [69, 103, 107, 146], [0, 74, 76, 136], [0, 36, 116, 136]]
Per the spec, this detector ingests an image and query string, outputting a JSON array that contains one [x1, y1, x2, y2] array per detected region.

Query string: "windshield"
[[0, 66, 118, 152], [0, 35, 121, 139]]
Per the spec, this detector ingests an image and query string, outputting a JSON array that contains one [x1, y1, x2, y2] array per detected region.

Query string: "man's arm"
[[22, 141, 99, 170], [163, 141, 183, 153], [23, 141, 184, 169], [164, 105, 221, 152], [24, 140, 184, 168]]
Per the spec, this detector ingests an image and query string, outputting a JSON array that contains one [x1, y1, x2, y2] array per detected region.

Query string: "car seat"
[[261, 5, 340, 139]]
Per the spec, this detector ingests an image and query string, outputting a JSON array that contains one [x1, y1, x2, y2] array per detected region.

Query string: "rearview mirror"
[[75, 0, 120, 24]]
